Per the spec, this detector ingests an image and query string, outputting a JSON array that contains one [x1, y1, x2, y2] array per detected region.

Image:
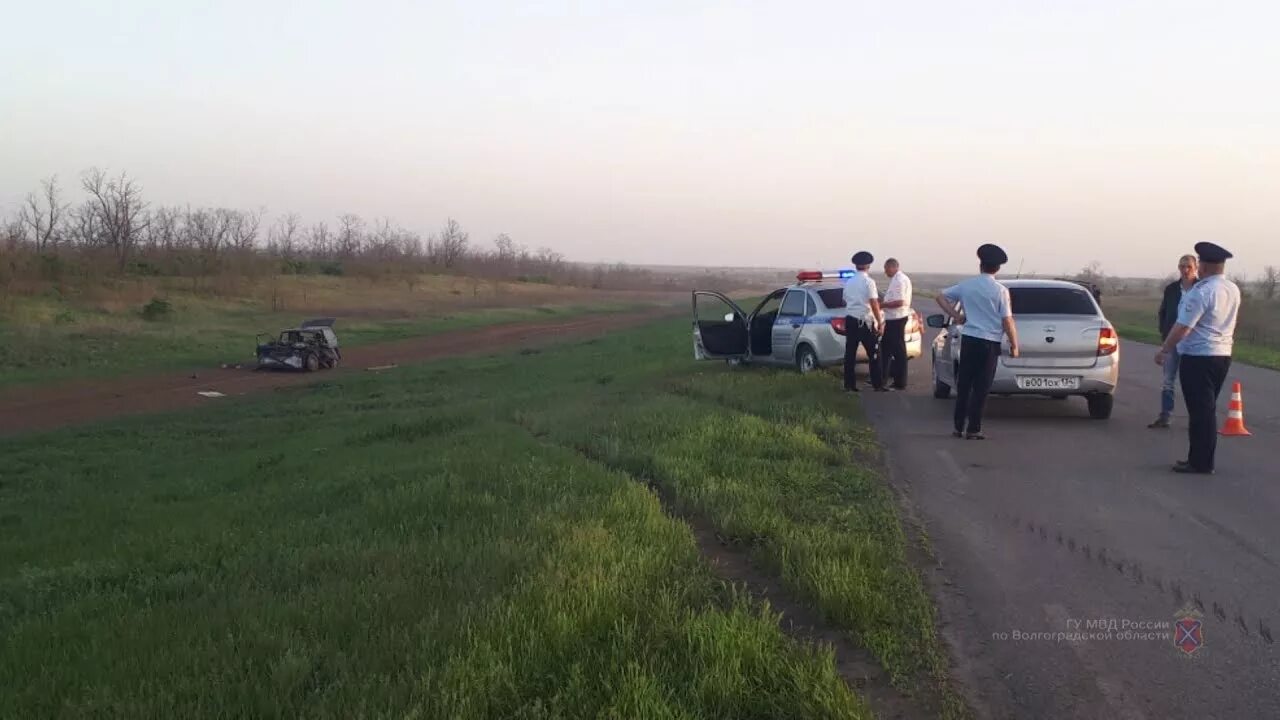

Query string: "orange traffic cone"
[[1219, 382, 1251, 436]]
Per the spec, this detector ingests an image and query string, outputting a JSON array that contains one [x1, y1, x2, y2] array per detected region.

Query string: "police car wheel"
[[795, 346, 818, 374]]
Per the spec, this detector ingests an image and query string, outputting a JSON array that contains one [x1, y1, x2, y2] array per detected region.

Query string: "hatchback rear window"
[[817, 289, 845, 308], [1009, 287, 1097, 315]]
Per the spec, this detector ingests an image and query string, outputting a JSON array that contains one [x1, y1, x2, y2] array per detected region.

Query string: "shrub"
[[141, 297, 173, 321]]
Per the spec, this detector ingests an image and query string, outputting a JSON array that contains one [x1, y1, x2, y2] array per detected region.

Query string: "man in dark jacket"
[[1149, 254, 1199, 428]]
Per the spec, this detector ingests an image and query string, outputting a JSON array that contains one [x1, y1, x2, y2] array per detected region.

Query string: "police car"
[[693, 270, 922, 373]]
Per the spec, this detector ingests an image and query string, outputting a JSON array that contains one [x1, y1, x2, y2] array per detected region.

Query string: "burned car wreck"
[[255, 318, 341, 371]]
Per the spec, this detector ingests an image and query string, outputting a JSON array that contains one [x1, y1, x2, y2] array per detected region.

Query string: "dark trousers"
[[880, 317, 909, 389], [843, 316, 883, 390], [954, 336, 1001, 434], [1179, 355, 1231, 471]]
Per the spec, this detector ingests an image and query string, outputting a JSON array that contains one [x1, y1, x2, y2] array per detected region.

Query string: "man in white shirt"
[[1155, 241, 1241, 474], [936, 244, 1021, 439], [843, 251, 885, 392], [879, 258, 913, 390]]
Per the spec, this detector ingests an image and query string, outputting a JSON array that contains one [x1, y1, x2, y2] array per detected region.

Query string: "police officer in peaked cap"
[[843, 251, 886, 392], [935, 244, 1021, 439], [1155, 241, 1241, 474]]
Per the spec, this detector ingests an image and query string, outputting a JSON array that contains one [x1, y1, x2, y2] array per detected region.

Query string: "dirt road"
[[0, 310, 673, 437]]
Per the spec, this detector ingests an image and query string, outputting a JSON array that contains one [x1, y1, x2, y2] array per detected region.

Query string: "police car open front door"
[[692, 291, 749, 360], [772, 289, 808, 363]]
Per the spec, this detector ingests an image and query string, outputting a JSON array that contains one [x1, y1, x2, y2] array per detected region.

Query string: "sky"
[[2, 0, 1278, 277]]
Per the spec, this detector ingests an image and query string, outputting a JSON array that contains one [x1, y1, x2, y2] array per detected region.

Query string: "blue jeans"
[[1160, 349, 1182, 419]]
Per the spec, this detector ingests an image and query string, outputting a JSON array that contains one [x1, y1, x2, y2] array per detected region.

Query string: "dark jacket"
[[1157, 280, 1187, 340]]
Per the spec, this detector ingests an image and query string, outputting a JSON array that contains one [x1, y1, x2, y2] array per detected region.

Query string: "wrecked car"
[[255, 318, 341, 371]]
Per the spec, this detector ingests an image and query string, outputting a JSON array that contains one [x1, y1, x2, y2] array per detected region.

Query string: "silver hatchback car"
[[693, 272, 922, 373], [926, 278, 1119, 418]]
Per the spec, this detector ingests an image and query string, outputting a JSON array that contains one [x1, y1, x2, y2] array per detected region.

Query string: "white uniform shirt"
[[1176, 274, 1240, 356], [882, 271, 913, 321], [843, 270, 878, 324], [941, 274, 1012, 343]]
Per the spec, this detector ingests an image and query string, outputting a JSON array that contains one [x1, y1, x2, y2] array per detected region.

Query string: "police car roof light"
[[796, 270, 855, 282]]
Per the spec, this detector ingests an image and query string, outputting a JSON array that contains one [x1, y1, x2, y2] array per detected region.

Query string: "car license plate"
[[1017, 375, 1080, 390]]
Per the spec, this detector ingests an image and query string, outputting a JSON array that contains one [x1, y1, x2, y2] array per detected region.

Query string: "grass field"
[[0, 273, 677, 388], [0, 318, 963, 718], [1105, 294, 1280, 371]]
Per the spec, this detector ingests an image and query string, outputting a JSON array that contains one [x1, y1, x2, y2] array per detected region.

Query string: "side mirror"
[[926, 314, 950, 329], [723, 312, 735, 322]]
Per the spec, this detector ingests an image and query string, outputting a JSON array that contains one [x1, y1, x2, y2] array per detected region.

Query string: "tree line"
[[1, 169, 676, 292]]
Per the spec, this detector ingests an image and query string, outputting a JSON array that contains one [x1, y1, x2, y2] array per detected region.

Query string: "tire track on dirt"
[[0, 309, 676, 437]]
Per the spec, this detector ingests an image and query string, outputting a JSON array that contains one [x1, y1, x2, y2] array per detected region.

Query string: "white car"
[[926, 279, 1119, 418], [693, 271, 922, 373]]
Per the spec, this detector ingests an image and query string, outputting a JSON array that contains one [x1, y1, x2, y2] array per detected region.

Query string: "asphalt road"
[[862, 331, 1279, 720]]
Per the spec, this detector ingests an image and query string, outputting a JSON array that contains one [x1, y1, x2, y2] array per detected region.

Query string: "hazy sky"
[[3, 1, 1278, 277]]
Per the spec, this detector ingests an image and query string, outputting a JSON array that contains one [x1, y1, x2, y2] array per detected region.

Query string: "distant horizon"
[[5, 2, 1277, 279]]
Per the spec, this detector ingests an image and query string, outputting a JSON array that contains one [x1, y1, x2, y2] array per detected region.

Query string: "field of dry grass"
[[0, 273, 683, 388]]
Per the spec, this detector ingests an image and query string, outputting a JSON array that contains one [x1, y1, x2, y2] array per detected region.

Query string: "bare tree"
[[230, 208, 263, 251], [18, 176, 67, 251], [493, 233, 518, 260], [81, 168, 150, 271], [68, 201, 104, 247], [1260, 265, 1279, 300], [2, 217, 25, 250], [1076, 260, 1104, 284], [368, 218, 401, 261], [431, 218, 469, 268], [187, 208, 239, 258], [399, 228, 423, 259], [308, 221, 332, 257], [269, 213, 302, 258], [145, 206, 182, 251], [336, 213, 365, 257], [535, 246, 564, 267]]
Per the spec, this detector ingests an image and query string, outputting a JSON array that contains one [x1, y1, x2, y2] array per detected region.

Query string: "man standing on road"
[[843, 251, 886, 392], [1155, 242, 1240, 474], [1149, 254, 1199, 428], [880, 258, 913, 390], [935, 244, 1021, 439]]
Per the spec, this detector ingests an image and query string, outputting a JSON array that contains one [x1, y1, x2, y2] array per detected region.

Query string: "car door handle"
[[791, 323, 802, 329]]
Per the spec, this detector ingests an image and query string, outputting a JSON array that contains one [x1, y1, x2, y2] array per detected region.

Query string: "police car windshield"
[[817, 289, 845, 309], [1009, 287, 1097, 315]]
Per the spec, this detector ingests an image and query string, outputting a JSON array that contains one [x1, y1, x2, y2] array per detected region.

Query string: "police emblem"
[[1174, 607, 1204, 656]]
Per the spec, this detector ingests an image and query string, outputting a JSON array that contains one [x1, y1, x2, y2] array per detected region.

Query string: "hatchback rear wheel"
[[1087, 393, 1113, 419]]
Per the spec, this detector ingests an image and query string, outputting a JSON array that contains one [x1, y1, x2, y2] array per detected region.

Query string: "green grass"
[[1108, 306, 1280, 372], [0, 298, 655, 389], [0, 319, 961, 718]]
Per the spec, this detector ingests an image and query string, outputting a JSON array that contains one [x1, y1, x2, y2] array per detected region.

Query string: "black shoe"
[[965, 432, 986, 440], [1173, 459, 1190, 469], [952, 431, 964, 439], [1172, 463, 1212, 475], [874, 386, 892, 392], [892, 385, 908, 390], [846, 387, 860, 393], [1148, 416, 1171, 429]]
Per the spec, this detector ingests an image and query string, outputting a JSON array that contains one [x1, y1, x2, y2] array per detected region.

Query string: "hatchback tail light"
[[1097, 327, 1119, 356], [830, 317, 846, 336]]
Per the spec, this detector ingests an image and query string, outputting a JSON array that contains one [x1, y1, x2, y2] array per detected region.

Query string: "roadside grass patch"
[[1, 318, 962, 717]]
